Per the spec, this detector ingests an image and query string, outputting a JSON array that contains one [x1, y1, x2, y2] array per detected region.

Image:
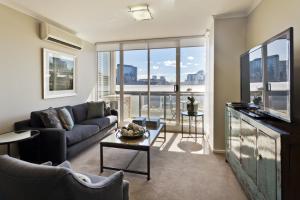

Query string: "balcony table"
[[181, 111, 204, 138]]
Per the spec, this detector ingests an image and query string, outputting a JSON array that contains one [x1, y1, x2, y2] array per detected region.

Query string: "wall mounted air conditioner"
[[40, 22, 83, 50]]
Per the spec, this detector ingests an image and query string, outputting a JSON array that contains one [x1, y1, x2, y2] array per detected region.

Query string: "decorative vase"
[[187, 102, 198, 115]]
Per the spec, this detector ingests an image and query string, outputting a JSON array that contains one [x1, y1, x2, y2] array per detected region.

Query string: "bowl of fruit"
[[118, 123, 148, 139]]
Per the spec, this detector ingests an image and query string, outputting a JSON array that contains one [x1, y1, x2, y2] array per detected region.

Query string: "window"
[[97, 52, 111, 98], [150, 48, 176, 92], [180, 47, 205, 92], [96, 37, 206, 127]]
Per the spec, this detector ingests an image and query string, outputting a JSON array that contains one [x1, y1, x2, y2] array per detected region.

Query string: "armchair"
[[0, 155, 129, 200]]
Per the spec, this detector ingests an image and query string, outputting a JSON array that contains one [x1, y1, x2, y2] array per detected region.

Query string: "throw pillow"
[[41, 161, 52, 166], [87, 101, 105, 119], [74, 172, 92, 184], [57, 107, 74, 131], [39, 108, 63, 129], [105, 107, 111, 116]]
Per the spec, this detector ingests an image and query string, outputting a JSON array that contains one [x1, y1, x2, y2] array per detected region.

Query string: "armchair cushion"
[[66, 125, 99, 146], [41, 161, 52, 166]]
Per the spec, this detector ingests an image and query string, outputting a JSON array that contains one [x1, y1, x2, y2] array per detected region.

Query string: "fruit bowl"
[[117, 123, 148, 139]]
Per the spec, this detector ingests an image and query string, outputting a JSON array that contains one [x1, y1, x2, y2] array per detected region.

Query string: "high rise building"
[[116, 64, 138, 85], [185, 70, 205, 84]]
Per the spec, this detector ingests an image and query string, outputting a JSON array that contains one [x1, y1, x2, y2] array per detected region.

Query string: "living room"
[[0, 0, 300, 199]]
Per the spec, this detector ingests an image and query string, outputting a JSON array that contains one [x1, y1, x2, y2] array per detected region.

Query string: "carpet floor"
[[70, 133, 247, 200]]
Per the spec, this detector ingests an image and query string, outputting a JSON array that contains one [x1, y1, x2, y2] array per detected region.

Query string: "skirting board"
[[213, 149, 225, 154]]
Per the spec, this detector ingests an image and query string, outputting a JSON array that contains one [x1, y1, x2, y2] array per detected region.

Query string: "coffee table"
[[100, 123, 166, 180]]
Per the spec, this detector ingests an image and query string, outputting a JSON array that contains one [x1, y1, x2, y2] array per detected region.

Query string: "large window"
[[150, 48, 176, 92], [123, 50, 148, 120], [96, 37, 206, 129], [97, 52, 111, 98], [180, 47, 205, 92]]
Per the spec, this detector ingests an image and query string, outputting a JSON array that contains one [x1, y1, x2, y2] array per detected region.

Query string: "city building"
[[250, 55, 287, 83], [185, 70, 205, 84], [116, 64, 137, 85]]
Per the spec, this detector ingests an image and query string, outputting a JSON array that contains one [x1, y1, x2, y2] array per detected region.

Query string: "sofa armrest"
[[14, 119, 31, 132], [111, 109, 118, 117], [18, 128, 66, 165], [38, 128, 67, 165]]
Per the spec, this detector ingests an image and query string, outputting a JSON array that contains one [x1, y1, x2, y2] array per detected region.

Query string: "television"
[[241, 27, 294, 122]]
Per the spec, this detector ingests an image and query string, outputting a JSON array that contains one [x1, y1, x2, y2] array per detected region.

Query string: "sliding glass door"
[[150, 48, 177, 125], [123, 50, 148, 121], [97, 41, 206, 130], [179, 47, 205, 130]]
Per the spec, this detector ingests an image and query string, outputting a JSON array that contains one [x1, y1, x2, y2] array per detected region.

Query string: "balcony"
[[102, 91, 204, 133]]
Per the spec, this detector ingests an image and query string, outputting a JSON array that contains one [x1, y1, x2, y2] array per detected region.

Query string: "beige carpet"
[[70, 133, 247, 200]]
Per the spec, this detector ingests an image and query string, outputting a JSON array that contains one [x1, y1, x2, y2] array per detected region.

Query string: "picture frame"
[[43, 48, 77, 99]]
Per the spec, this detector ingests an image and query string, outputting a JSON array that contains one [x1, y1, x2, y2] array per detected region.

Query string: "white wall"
[[247, 0, 300, 123], [0, 4, 97, 135], [213, 17, 247, 151]]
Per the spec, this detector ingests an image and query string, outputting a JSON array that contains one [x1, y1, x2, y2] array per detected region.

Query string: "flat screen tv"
[[241, 27, 294, 122]]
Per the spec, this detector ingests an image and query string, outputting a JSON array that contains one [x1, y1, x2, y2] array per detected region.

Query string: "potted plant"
[[187, 96, 198, 115], [253, 96, 262, 106]]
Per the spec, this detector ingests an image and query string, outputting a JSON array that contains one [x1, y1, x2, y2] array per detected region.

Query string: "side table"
[[0, 130, 40, 156], [181, 111, 204, 138]]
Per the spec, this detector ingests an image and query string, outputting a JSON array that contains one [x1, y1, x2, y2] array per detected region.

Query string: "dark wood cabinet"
[[225, 106, 300, 200]]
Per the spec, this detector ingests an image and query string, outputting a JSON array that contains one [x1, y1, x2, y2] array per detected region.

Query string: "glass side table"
[[181, 111, 204, 138], [0, 130, 40, 156]]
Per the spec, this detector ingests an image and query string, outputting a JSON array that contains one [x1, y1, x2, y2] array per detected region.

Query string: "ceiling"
[[1, 0, 262, 43]]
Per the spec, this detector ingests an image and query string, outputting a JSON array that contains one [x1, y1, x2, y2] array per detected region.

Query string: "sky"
[[116, 47, 206, 83], [249, 38, 289, 61]]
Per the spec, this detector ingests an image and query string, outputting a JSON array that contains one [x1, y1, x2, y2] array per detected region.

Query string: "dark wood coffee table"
[[100, 123, 166, 180]]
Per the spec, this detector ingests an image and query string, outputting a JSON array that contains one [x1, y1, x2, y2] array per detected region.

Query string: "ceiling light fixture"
[[128, 4, 153, 21]]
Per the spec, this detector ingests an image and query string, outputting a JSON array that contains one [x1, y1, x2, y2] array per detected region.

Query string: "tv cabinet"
[[225, 105, 300, 200]]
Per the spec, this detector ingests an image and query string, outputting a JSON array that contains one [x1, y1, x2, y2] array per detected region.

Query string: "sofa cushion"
[[66, 124, 99, 146], [81, 115, 117, 130], [57, 107, 74, 131], [30, 106, 73, 128], [56, 106, 74, 121], [39, 108, 63, 129], [87, 101, 105, 119], [72, 103, 88, 124]]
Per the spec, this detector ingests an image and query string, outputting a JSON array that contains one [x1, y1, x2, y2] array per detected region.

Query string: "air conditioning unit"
[[40, 22, 83, 50]]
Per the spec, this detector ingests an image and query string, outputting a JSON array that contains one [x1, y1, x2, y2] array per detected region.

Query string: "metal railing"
[[103, 91, 204, 122]]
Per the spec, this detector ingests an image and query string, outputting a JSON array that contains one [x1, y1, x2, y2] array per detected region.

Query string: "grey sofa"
[[0, 155, 129, 200], [14, 102, 118, 164]]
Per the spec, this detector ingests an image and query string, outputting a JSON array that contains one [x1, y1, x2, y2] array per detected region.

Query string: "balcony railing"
[[102, 91, 204, 124]]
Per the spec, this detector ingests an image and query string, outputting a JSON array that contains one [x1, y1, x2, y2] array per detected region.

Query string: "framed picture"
[[43, 48, 77, 99]]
